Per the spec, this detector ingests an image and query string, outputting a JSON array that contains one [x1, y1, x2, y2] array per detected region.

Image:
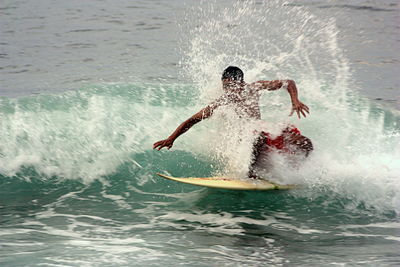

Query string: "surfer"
[[153, 66, 313, 178]]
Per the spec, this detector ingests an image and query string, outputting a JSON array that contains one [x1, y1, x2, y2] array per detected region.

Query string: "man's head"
[[221, 66, 244, 83]]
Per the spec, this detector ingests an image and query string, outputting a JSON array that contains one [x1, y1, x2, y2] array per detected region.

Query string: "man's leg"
[[248, 133, 268, 179], [285, 134, 313, 156]]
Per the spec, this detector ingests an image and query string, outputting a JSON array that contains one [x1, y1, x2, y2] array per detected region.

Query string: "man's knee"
[[288, 135, 313, 155], [299, 136, 313, 152]]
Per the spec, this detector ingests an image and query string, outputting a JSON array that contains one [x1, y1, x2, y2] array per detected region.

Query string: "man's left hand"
[[290, 100, 309, 118]]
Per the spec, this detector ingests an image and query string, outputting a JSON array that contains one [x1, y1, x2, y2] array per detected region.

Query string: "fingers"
[[153, 140, 173, 150], [153, 141, 161, 149], [301, 103, 310, 117], [302, 103, 310, 114], [290, 107, 301, 118], [297, 107, 307, 118], [158, 141, 167, 150], [305, 105, 310, 113], [291, 105, 301, 118], [153, 140, 165, 150], [291, 106, 309, 119]]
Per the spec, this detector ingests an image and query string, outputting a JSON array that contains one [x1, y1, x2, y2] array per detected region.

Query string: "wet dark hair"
[[221, 66, 244, 82]]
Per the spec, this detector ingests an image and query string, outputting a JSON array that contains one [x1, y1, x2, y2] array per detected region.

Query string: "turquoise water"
[[1, 82, 399, 265], [1, 0, 400, 266]]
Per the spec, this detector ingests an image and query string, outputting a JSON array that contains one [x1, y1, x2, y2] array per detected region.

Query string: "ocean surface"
[[1, 0, 399, 266]]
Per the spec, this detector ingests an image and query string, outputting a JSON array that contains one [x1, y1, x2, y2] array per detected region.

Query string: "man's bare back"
[[209, 81, 263, 119], [153, 66, 313, 178]]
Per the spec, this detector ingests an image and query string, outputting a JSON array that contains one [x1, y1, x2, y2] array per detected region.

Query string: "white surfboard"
[[156, 173, 295, 191]]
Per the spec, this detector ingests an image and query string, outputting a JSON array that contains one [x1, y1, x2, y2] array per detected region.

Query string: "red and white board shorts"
[[261, 126, 301, 152]]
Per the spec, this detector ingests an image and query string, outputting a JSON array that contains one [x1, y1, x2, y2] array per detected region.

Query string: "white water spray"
[[180, 0, 400, 212]]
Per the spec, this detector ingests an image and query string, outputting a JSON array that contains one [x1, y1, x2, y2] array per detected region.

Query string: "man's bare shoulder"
[[205, 95, 228, 110], [249, 80, 284, 91]]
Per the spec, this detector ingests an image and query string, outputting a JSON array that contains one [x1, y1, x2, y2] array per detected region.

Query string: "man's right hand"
[[152, 106, 213, 151], [153, 138, 174, 150]]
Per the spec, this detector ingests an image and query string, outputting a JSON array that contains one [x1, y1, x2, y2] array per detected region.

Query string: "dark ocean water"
[[1, 0, 399, 266]]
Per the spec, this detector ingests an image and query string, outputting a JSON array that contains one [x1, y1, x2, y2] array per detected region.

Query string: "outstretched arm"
[[252, 79, 310, 118], [153, 105, 214, 150]]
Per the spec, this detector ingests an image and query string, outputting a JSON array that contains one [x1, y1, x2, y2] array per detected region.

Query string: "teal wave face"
[[0, 83, 203, 181]]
